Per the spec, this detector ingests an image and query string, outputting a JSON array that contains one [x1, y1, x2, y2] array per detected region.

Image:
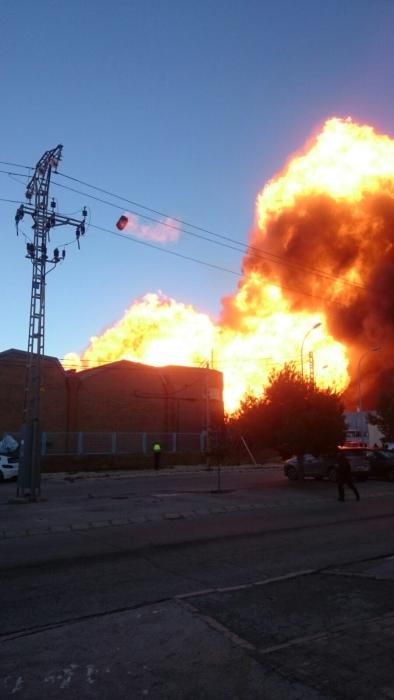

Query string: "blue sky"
[[2, 0, 394, 360]]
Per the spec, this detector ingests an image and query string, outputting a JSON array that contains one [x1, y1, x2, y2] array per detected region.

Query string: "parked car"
[[383, 441, 394, 451], [365, 449, 394, 481], [284, 453, 338, 482], [337, 446, 371, 481], [284, 447, 371, 482], [0, 455, 19, 481], [344, 429, 365, 447]]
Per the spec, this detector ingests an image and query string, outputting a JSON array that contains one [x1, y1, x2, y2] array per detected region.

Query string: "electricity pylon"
[[15, 144, 87, 500]]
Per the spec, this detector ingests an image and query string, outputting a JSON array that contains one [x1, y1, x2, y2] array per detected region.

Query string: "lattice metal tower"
[[15, 145, 87, 499]]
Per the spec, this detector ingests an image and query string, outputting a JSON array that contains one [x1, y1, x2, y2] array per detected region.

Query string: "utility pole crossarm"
[[19, 204, 84, 228]]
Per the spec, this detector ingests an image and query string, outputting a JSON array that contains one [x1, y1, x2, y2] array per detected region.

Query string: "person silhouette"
[[152, 442, 161, 470], [336, 452, 360, 502]]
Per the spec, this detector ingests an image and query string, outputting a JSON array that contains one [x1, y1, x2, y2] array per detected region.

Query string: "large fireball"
[[65, 117, 394, 412]]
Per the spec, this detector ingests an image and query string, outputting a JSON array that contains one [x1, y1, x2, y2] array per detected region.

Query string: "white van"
[[0, 455, 19, 481]]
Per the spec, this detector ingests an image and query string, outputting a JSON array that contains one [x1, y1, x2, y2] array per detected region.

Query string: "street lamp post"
[[357, 346, 380, 443], [301, 323, 322, 379]]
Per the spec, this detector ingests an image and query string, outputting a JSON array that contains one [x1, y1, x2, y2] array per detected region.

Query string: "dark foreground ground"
[[1, 465, 394, 699]]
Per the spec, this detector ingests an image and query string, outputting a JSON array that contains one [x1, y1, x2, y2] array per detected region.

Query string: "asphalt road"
[[2, 468, 394, 698]]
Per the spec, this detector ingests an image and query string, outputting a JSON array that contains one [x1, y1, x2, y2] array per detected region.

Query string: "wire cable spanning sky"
[[2, 0, 394, 359], [0, 161, 371, 289], [0, 164, 383, 309]]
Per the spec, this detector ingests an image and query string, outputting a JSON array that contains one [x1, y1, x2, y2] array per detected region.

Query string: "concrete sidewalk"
[[3, 563, 394, 699], [1, 463, 282, 543], [2, 467, 394, 537], [1, 595, 330, 700], [2, 468, 393, 543]]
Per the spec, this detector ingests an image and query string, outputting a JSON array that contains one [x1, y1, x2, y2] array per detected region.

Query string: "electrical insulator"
[[116, 215, 128, 231], [82, 206, 88, 218], [50, 213, 56, 227], [62, 249, 66, 260], [80, 222, 85, 235], [25, 188, 33, 202], [76, 226, 81, 249], [53, 248, 59, 261], [26, 243, 35, 258], [51, 148, 62, 170], [50, 198, 56, 210], [15, 205, 24, 224]]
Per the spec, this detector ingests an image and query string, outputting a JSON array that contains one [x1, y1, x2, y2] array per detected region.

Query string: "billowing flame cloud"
[[228, 117, 394, 407], [65, 293, 214, 370], [65, 117, 394, 412], [122, 212, 181, 243]]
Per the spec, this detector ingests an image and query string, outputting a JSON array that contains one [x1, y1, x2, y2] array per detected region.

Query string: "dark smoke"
[[221, 190, 394, 409]]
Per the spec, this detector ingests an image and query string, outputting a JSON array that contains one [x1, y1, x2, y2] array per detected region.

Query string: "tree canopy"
[[229, 364, 346, 459]]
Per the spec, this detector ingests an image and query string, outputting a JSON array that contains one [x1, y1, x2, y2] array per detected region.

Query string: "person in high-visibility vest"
[[153, 442, 161, 470]]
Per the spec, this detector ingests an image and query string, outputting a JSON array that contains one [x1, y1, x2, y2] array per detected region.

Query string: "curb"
[[1, 490, 391, 541], [42, 464, 283, 481]]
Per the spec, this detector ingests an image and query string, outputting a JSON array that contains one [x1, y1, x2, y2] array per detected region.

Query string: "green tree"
[[230, 364, 346, 479]]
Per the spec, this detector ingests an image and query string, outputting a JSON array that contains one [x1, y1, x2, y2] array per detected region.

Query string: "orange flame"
[[65, 117, 394, 412]]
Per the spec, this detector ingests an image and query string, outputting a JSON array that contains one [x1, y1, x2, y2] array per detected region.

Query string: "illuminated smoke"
[[228, 118, 394, 408]]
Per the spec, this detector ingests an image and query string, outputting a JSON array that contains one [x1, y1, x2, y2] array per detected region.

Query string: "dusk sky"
[[2, 0, 394, 361]]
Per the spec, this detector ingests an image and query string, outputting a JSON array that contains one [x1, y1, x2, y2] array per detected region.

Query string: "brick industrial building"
[[0, 349, 224, 437]]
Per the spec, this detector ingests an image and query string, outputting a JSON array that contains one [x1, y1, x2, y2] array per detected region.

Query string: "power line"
[[56, 172, 374, 289], [1, 205, 349, 313], [0, 162, 376, 295], [53, 172, 369, 292], [2, 355, 301, 372], [60, 355, 294, 367], [52, 183, 368, 307], [0, 160, 32, 170], [0, 197, 23, 205], [0, 169, 30, 178], [0, 162, 374, 295], [52, 179, 250, 257], [90, 223, 350, 308], [1, 171, 278, 279], [91, 222, 243, 278]]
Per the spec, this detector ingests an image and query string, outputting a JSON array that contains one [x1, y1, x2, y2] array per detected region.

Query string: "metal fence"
[[40, 431, 211, 456]]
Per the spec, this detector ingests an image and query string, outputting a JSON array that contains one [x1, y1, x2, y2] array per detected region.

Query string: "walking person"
[[336, 451, 360, 502], [153, 441, 161, 470]]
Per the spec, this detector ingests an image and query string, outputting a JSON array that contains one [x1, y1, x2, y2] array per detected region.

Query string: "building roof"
[[0, 348, 64, 368], [71, 359, 222, 379]]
